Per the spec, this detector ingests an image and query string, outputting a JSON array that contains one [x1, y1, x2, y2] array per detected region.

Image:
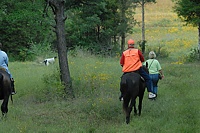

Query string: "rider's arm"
[[120, 54, 125, 67], [138, 50, 144, 62]]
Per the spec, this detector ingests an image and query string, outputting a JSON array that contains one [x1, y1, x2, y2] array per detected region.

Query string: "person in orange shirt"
[[119, 39, 156, 100]]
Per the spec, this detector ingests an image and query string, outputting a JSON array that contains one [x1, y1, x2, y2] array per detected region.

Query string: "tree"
[[174, 0, 200, 58], [44, 0, 99, 98], [65, 0, 122, 55], [0, 0, 50, 61], [118, 0, 137, 53], [44, 0, 74, 98], [133, 0, 156, 53]]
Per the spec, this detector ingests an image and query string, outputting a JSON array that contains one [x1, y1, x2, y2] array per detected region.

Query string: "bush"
[[186, 48, 200, 62], [0, 1, 51, 61], [145, 44, 170, 58], [42, 67, 66, 101]]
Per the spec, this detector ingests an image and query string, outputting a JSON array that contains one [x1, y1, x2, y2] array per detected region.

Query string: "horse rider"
[[0, 42, 16, 95], [119, 39, 156, 100]]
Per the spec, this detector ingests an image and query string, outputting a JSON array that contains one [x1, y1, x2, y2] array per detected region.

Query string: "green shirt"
[[144, 59, 162, 74]]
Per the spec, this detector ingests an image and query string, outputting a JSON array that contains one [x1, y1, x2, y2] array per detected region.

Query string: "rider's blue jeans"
[[149, 74, 159, 94], [139, 67, 153, 93]]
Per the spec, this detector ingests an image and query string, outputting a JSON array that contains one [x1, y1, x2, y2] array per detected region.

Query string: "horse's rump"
[[121, 72, 141, 90]]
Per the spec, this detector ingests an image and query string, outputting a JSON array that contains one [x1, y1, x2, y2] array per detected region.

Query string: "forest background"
[[0, 0, 198, 62], [0, 0, 200, 132]]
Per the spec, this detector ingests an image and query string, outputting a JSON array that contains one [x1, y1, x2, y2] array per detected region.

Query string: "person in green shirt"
[[145, 51, 164, 98]]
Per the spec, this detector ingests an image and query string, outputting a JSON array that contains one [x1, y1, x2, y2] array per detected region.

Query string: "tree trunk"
[[49, 0, 74, 98], [142, 0, 145, 42], [141, 0, 146, 53], [121, 33, 125, 53], [120, 0, 126, 53], [198, 24, 200, 59]]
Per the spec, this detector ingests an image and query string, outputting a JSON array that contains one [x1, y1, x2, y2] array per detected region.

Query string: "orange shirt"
[[120, 48, 144, 72]]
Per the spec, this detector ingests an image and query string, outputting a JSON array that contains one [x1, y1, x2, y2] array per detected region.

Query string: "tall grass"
[[3, 55, 200, 133], [1, 0, 200, 132]]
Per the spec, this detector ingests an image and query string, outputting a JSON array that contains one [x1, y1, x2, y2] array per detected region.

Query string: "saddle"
[[0, 67, 6, 71]]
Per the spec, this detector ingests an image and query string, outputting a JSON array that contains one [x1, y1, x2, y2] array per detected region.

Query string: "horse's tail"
[[0, 73, 3, 83], [0, 73, 3, 92]]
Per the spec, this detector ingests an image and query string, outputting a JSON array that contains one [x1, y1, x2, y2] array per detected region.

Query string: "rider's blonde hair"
[[149, 51, 156, 59]]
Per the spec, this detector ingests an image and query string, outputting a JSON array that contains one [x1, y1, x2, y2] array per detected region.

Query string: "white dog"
[[43, 56, 57, 66]]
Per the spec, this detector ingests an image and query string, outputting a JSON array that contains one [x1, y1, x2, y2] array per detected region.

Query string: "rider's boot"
[[10, 78, 16, 95]]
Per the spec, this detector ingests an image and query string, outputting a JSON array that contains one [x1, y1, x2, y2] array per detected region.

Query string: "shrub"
[[145, 44, 170, 58], [186, 47, 200, 62], [42, 67, 66, 101]]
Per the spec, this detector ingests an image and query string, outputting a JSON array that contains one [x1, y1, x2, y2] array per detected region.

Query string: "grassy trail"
[[0, 58, 199, 133], [1, 0, 200, 132]]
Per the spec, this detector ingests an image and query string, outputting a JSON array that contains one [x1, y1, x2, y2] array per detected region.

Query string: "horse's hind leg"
[[123, 98, 131, 124], [125, 97, 137, 124], [125, 107, 131, 124], [132, 99, 137, 116], [129, 95, 137, 115], [138, 94, 144, 116], [126, 115, 130, 124], [2, 112, 7, 119], [1, 106, 8, 118], [1, 97, 9, 117], [1, 104, 8, 116]]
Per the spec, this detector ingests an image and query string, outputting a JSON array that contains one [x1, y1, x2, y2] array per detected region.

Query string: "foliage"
[[0, 0, 139, 60], [133, 0, 156, 3], [173, 0, 200, 26], [0, 0, 199, 61], [0, 0, 151, 60], [8, 42, 56, 62], [30, 42, 56, 57], [0, 0, 51, 61], [186, 47, 200, 62], [173, 0, 200, 61], [138, 40, 147, 53], [1, 1, 200, 132], [65, 0, 123, 55], [42, 67, 66, 100], [145, 43, 170, 58]]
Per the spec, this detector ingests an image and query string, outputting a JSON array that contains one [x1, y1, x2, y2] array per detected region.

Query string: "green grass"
[[1, 56, 200, 133], [1, 0, 200, 132]]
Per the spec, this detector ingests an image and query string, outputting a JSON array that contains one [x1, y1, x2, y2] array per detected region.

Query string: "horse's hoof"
[[126, 117, 130, 124], [126, 120, 130, 124], [2, 113, 7, 119]]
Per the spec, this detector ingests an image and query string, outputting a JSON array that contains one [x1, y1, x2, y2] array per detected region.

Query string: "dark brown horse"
[[120, 65, 148, 124], [0, 68, 12, 117]]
